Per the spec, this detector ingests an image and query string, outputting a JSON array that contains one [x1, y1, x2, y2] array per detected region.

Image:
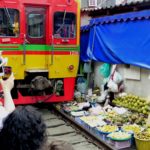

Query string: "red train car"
[[0, 0, 80, 104]]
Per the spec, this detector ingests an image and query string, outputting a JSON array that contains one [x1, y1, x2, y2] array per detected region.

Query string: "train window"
[[27, 14, 44, 38], [0, 9, 19, 37], [54, 12, 76, 38]]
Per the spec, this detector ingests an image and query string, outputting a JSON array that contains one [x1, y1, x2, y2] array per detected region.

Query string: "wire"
[[56, 10, 66, 34]]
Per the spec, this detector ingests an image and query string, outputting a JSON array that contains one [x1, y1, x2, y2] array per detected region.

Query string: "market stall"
[[56, 92, 150, 149], [77, 8, 150, 150]]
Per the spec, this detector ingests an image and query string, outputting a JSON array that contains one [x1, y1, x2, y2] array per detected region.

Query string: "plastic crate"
[[78, 119, 91, 130], [91, 127, 99, 136], [108, 138, 131, 149], [100, 132, 110, 141], [75, 117, 82, 124]]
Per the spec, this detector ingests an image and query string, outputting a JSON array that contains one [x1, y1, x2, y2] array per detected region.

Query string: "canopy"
[[80, 25, 90, 62], [80, 10, 150, 69]]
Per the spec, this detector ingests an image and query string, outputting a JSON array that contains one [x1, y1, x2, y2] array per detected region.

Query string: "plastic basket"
[[99, 132, 109, 141], [130, 133, 135, 146], [75, 117, 96, 135], [96, 130, 113, 141], [119, 128, 135, 146], [75, 117, 82, 125], [121, 125, 141, 146], [135, 136, 150, 150], [74, 117, 90, 130], [96, 127, 119, 142]]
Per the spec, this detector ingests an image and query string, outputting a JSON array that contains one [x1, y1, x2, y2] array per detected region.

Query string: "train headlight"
[[68, 65, 74, 71]]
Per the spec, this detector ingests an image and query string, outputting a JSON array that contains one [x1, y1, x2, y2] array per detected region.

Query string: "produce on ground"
[[108, 131, 131, 140], [122, 124, 141, 134], [113, 94, 150, 115], [135, 132, 150, 140], [80, 116, 106, 127], [97, 125, 118, 133]]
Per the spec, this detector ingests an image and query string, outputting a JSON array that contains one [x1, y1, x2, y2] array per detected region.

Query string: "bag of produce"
[[97, 90, 108, 103], [107, 79, 118, 92], [77, 77, 87, 94], [113, 71, 123, 84], [83, 62, 92, 73]]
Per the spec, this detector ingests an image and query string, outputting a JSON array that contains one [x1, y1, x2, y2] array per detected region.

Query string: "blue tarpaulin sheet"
[[80, 10, 150, 69], [80, 27, 90, 62]]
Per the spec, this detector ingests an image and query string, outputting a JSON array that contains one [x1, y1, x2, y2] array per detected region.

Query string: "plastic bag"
[[99, 63, 111, 78], [77, 77, 87, 94], [107, 79, 118, 92], [97, 90, 108, 103], [83, 62, 92, 73], [113, 71, 122, 84]]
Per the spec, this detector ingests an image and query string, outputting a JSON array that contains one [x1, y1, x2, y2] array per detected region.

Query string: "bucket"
[[135, 136, 150, 150]]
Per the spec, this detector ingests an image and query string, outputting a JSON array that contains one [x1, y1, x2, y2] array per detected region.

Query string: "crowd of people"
[[0, 73, 74, 150]]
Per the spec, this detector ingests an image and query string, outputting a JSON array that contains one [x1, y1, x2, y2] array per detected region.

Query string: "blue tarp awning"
[[80, 10, 150, 69]]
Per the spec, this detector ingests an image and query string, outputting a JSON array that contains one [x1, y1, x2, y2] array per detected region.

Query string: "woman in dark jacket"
[[0, 106, 47, 150]]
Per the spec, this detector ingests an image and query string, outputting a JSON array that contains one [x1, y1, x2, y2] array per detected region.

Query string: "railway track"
[[38, 105, 111, 150]]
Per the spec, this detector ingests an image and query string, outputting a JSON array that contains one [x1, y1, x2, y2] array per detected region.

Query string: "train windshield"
[[28, 13, 44, 38], [0, 8, 19, 37], [54, 12, 76, 38]]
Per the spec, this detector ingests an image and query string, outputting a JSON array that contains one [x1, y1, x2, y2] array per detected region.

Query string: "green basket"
[[107, 132, 131, 141], [109, 135, 131, 141]]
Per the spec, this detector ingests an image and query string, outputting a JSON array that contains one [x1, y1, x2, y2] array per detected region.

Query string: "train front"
[[0, 0, 80, 104]]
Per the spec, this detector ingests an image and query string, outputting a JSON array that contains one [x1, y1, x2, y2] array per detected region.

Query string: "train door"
[[23, 6, 48, 70], [25, 7, 46, 44]]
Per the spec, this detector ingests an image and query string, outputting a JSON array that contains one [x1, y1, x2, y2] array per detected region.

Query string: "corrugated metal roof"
[[81, 9, 150, 32], [81, 0, 150, 12]]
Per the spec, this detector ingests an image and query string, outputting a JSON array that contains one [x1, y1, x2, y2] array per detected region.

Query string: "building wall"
[[81, 0, 116, 8], [81, 0, 88, 8], [81, 14, 91, 26], [81, 0, 144, 8], [81, 0, 116, 26]]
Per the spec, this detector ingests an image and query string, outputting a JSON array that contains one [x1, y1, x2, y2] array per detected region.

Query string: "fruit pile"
[[80, 116, 106, 127], [106, 114, 129, 126], [108, 131, 131, 140], [136, 132, 150, 140], [106, 112, 146, 126], [113, 95, 150, 115], [145, 127, 150, 134], [129, 113, 146, 126], [122, 124, 141, 134], [97, 125, 118, 133]]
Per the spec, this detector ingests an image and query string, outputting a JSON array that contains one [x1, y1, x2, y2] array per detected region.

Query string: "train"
[[0, 0, 80, 104]]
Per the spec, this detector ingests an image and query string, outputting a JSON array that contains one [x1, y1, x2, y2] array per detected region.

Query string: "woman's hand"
[[0, 73, 15, 92]]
